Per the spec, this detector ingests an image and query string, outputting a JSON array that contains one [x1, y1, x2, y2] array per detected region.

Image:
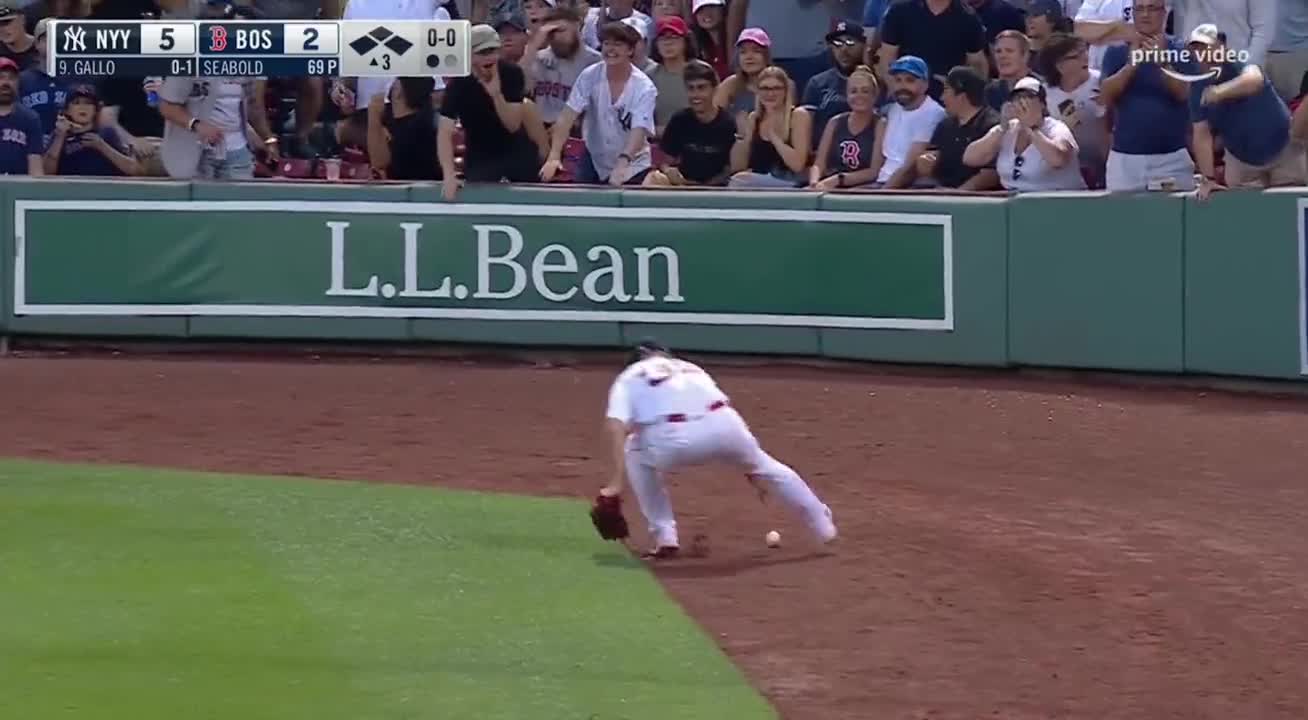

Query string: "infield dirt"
[[3, 352, 1306, 719]]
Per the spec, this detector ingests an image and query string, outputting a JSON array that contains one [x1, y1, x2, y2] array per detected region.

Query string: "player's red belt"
[[664, 399, 729, 423]]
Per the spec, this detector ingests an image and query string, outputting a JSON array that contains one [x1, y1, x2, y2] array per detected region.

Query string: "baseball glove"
[[590, 493, 630, 541]]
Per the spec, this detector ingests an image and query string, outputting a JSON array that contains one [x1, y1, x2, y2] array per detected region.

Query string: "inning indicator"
[[48, 19, 468, 78]]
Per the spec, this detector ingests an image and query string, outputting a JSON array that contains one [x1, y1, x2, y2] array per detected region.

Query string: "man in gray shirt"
[[524, 6, 600, 126]]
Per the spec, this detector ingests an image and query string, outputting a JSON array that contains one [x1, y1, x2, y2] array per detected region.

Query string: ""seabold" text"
[[323, 222, 685, 303]]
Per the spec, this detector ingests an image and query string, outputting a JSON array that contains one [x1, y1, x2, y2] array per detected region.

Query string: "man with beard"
[[438, 25, 540, 200], [0, 57, 44, 175], [802, 21, 867, 149], [540, 21, 656, 186], [525, 6, 600, 126], [873, 55, 946, 188]]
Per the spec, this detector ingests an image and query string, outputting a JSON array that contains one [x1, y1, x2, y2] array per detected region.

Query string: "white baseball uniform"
[[605, 356, 837, 550]]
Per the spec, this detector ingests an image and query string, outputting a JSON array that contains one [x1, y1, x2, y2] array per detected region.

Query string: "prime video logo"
[[1130, 44, 1250, 81]]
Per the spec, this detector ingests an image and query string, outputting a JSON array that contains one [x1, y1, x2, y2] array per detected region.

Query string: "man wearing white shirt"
[[541, 20, 656, 186], [874, 55, 947, 188], [582, 0, 652, 52], [1073, 0, 1133, 71]]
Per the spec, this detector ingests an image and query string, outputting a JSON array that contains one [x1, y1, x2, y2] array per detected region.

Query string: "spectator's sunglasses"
[[829, 37, 860, 48]]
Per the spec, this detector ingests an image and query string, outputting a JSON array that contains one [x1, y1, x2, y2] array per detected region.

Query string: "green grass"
[[0, 459, 776, 720]]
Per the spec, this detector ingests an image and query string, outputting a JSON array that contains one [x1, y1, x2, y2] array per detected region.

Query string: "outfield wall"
[[3, 178, 1305, 382]]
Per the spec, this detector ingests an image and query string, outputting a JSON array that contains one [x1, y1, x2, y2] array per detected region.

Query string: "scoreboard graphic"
[[48, 19, 470, 79]]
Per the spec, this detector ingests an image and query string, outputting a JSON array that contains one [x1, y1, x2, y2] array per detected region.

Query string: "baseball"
[[765, 530, 781, 548]]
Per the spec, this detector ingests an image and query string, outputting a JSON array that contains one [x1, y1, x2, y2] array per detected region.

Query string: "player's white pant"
[[624, 405, 836, 549]]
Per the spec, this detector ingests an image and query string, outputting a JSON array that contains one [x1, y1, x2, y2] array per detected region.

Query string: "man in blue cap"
[[802, 20, 870, 149], [874, 54, 946, 188]]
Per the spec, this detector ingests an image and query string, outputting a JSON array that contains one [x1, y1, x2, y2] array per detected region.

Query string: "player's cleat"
[[641, 546, 680, 560]]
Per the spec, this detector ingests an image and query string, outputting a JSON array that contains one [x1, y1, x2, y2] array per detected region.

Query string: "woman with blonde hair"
[[728, 65, 812, 188], [809, 65, 881, 189]]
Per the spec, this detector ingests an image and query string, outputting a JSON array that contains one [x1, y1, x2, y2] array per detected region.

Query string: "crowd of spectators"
[[0, 0, 1305, 199]]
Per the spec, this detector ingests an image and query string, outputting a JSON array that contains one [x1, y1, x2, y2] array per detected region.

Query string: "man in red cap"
[[0, 56, 42, 175]]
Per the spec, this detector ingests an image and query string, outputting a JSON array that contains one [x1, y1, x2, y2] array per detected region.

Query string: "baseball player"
[[597, 339, 837, 558]]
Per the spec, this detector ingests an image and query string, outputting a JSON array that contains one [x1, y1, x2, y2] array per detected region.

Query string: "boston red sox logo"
[[210, 26, 228, 52], [838, 140, 861, 170]]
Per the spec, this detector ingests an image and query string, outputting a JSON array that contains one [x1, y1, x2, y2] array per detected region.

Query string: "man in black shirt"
[[647, 60, 734, 187], [438, 24, 542, 200], [879, 0, 988, 99], [0, 3, 38, 71], [367, 77, 440, 181], [915, 66, 1001, 189]]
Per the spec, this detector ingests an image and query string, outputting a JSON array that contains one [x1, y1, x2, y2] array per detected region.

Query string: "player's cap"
[[470, 24, 502, 53], [693, 0, 726, 13], [736, 27, 771, 49], [628, 338, 670, 365], [0, 57, 19, 74], [1188, 23, 1222, 47], [33, 17, 48, 39]]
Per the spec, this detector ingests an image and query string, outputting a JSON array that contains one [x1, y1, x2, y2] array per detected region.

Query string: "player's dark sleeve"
[[501, 62, 526, 103], [438, 77, 462, 120]]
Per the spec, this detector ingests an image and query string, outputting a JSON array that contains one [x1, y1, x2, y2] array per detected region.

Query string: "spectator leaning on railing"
[[439, 24, 541, 198], [1040, 32, 1108, 186], [541, 20, 656, 186], [803, 21, 867, 151], [43, 84, 140, 177], [964, 75, 1086, 190], [0, 56, 42, 175], [914, 65, 1002, 189], [157, 71, 278, 180], [368, 76, 439, 181], [809, 64, 880, 190], [873, 55, 946, 188], [645, 59, 735, 186], [1099, 0, 1196, 191], [1188, 24, 1306, 197], [727, 64, 812, 189]]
